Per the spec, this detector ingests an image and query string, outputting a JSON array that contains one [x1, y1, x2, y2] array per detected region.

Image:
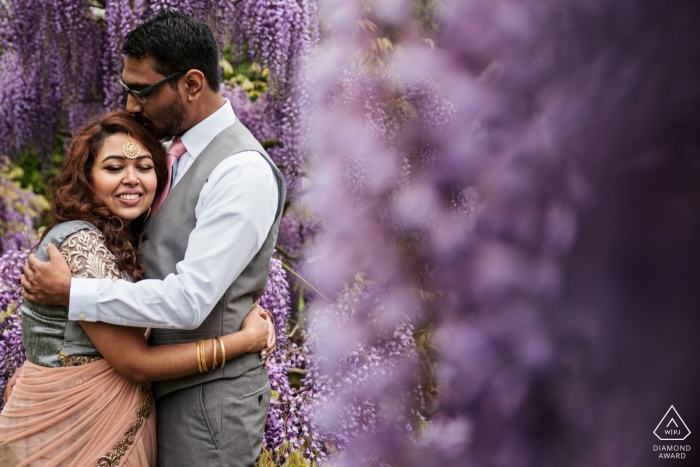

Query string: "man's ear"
[[183, 70, 206, 102]]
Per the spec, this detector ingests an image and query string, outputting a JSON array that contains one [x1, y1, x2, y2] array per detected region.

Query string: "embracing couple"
[[0, 10, 285, 467]]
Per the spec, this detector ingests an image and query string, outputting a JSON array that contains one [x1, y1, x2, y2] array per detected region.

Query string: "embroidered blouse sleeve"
[[60, 230, 123, 281]]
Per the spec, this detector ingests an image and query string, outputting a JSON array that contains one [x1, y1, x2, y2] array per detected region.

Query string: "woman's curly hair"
[[44, 111, 167, 280]]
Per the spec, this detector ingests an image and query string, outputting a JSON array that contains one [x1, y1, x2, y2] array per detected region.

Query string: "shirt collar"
[[179, 99, 237, 160]]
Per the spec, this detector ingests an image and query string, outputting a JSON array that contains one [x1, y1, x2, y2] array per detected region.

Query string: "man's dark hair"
[[123, 10, 220, 91]]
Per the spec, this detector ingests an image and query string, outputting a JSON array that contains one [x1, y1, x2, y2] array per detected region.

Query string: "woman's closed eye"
[[103, 164, 152, 172]]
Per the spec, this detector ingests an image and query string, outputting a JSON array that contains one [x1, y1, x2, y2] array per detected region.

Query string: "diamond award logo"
[[654, 406, 691, 441]]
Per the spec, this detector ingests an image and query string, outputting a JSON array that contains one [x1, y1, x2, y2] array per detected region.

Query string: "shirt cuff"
[[68, 278, 99, 321]]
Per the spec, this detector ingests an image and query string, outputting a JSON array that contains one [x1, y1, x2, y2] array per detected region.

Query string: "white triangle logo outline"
[[654, 405, 691, 441]]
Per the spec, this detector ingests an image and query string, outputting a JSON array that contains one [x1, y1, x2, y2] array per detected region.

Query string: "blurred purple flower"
[[303, 0, 700, 465]]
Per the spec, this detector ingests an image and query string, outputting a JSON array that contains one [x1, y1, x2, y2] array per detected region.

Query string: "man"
[[19, 10, 286, 467]]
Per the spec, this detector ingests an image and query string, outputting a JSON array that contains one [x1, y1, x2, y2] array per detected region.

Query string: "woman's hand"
[[261, 307, 276, 366], [240, 305, 271, 354]]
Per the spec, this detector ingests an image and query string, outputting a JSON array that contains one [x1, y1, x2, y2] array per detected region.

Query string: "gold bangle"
[[199, 340, 208, 372], [202, 340, 209, 372], [196, 340, 203, 373], [216, 336, 226, 369], [211, 338, 218, 369]]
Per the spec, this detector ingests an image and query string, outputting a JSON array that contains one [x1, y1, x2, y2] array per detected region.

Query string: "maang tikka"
[[122, 133, 141, 159]]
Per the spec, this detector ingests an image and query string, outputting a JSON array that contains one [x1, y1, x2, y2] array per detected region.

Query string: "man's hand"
[[3, 367, 22, 404], [21, 244, 72, 307]]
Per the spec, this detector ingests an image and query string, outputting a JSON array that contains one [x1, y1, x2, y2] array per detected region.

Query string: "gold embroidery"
[[58, 352, 103, 366], [60, 230, 126, 282], [96, 383, 153, 467]]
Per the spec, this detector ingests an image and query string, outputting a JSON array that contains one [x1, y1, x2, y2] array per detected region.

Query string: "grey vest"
[[142, 121, 286, 399]]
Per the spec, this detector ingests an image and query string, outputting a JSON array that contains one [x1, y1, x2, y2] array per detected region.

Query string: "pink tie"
[[152, 137, 186, 216]]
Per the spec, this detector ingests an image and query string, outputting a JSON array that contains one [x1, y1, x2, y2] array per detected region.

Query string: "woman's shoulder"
[[36, 220, 124, 281], [36, 220, 102, 262]]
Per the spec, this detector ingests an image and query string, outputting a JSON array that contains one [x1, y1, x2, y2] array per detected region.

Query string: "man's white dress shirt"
[[69, 99, 279, 329]]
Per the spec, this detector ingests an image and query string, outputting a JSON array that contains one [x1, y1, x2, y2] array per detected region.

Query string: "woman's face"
[[91, 133, 157, 224]]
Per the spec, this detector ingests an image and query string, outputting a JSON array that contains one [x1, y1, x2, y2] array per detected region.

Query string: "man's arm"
[[22, 152, 279, 329]]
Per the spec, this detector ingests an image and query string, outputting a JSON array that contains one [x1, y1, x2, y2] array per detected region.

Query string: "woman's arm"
[[79, 306, 270, 383], [58, 229, 271, 383]]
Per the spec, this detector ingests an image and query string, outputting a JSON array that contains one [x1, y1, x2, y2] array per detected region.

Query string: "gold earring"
[[143, 206, 152, 222], [122, 133, 141, 159]]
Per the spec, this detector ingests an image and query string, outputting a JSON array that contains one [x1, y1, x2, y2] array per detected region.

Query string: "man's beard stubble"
[[138, 91, 185, 140]]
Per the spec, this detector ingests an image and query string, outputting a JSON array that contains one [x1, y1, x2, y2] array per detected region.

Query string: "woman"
[[0, 112, 273, 466]]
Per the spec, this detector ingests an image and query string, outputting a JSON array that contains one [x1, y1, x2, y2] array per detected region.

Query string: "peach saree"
[[0, 359, 155, 466]]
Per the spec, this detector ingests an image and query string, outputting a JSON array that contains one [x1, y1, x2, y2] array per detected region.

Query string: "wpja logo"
[[653, 405, 691, 459]]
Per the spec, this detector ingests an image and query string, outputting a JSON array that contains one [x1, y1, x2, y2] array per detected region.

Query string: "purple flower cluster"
[[0, 248, 28, 410], [0, 167, 37, 408], [0, 50, 56, 160], [256, 257, 316, 463], [259, 257, 291, 346], [102, 0, 142, 111], [258, 257, 322, 462], [275, 204, 321, 260], [0, 0, 106, 160], [0, 163, 41, 253], [303, 282, 424, 464]]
